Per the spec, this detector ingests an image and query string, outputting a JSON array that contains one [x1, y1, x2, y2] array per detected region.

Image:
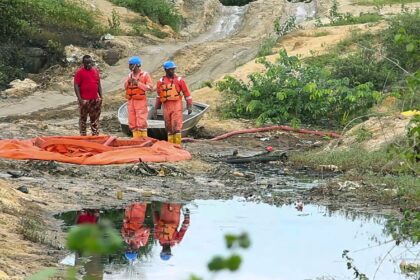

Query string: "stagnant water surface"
[[56, 199, 419, 280]]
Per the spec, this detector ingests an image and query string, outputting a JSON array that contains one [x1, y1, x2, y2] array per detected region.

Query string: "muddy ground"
[[0, 112, 402, 279], [1, 0, 418, 278]]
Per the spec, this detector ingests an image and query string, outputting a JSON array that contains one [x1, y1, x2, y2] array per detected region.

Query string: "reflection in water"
[[152, 202, 190, 261], [121, 203, 150, 262], [76, 209, 100, 225], [60, 202, 191, 279], [75, 209, 103, 280], [57, 200, 419, 280]]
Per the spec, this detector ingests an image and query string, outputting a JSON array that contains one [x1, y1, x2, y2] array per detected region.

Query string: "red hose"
[[183, 125, 340, 142]]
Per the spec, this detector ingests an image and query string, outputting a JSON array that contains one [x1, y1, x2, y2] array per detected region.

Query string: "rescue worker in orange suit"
[[152, 203, 190, 261], [121, 202, 150, 262], [125, 56, 153, 138], [153, 61, 192, 145]]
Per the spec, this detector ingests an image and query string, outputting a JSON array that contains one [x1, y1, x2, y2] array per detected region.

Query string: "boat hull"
[[118, 98, 209, 140]]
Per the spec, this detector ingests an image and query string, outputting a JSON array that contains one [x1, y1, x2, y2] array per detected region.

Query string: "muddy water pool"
[[56, 199, 419, 280]]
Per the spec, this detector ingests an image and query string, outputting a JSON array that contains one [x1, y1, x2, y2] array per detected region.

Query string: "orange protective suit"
[[153, 203, 189, 246], [125, 70, 153, 133], [121, 203, 150, 250], [155, 76, 192, 135]]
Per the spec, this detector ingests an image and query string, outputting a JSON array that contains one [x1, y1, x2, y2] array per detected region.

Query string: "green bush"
[[257, 37, 277, 57], [384, 10, 420, 72], [330, 50, 398, 91], [0, 0, 30, 41], [329, 12, 383, 26], [0, 46, 26, 90], [25, 0, 103, 36], [110, 0, 182, 31], [217, 50, 381, 126], [326, 0, 383, 26], [0, 0, 103, 88], [0, 0, 103, 42]]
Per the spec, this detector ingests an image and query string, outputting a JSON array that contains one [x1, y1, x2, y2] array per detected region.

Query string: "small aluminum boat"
[[118, 98, 209, 140]]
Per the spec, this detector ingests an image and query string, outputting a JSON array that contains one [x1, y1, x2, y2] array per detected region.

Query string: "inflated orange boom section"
[[0, 136, 191, 165]]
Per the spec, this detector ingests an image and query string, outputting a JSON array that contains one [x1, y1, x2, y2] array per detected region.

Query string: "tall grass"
[[257, 37, 277, 57], [110, 0, 182, 31]]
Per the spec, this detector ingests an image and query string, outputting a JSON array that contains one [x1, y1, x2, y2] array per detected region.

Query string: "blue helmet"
[[160, 251, 172, 261], [125, 251, 138, 262], [128, 56, 142, 65], [163, 60, 177, 70]]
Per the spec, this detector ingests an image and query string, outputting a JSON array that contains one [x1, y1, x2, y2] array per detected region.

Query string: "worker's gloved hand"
[[187, 104, 192, 115]]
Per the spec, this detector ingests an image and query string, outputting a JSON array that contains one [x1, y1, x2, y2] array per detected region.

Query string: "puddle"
[[56, 199, 419, 280]]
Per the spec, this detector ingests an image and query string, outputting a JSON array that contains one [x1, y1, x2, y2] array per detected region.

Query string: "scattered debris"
[[294, 199, 304, 211], [318, 165, 340, 172], [127, 163, 186, 177], [116, 190, 123, 200], [101, 34, 114, 41], [7, 170, 26, 178], [232, 171, 245, 177], [400, 260, 420, 273], [226, 150, 288, 164], [17, 185, 29, 194]]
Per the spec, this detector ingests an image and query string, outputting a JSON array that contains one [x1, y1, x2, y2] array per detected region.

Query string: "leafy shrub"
[[257, 37, 277, 57], [384, 10, 420, 72], [24, 0, 104, 36], [150, 28, 169, 39], [329, 12, 382, 26], [0, 45, 26, 90], [327, 0, 382, 26], [108, 9, 122, 35], [110, 0, 182, 31], [217, 50, 381, 126], [0, 0, 30, 41], [274, 16, 299, 36], [0, 0, 104, 88], [330, 49, 398, 91]]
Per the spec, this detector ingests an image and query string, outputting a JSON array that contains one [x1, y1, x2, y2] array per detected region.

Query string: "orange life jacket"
[[123, 203, 146, 232], [158, 77, 182, 103], [126, 73, 146, 100], [156, 222, 177, 242]]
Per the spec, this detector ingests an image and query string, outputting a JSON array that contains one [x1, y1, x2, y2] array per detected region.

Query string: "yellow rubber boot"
[[140, 130, 148, 137], [167, 134, 174, 143], [174, 133, 182, 145]]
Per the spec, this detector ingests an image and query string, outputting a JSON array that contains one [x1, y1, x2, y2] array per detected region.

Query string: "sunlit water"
[[57, 199, 419, 280]]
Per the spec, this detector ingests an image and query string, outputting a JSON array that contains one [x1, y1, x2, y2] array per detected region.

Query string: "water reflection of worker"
[[121, 202, 150, 262], [153, 203, 190, 261], [76, 209, 100, 224], [75, 209, 102, 280]]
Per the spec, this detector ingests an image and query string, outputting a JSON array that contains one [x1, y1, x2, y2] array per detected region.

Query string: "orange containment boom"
[[0, 136, 191, 165]]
